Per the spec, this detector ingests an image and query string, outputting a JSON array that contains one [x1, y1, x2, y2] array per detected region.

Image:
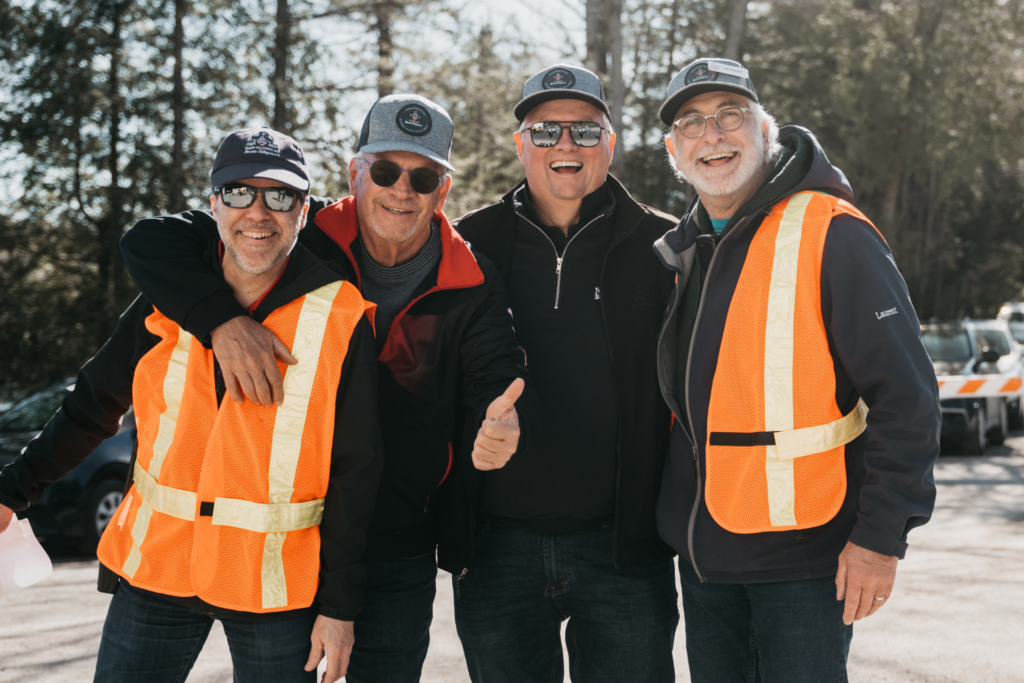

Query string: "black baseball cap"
[[211, 127, 310, 192], [513, 64, 610, 122], [659, 58, 758, 127]]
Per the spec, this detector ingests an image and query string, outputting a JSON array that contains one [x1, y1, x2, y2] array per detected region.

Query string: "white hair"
[[665, 97, 782, 181]]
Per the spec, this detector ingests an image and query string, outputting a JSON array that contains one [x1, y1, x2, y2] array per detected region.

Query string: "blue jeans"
[[94, 581, 317, 683], [454, 520, 679, 683], [346, 553, 438, 683], [678, 558, 853, 683]]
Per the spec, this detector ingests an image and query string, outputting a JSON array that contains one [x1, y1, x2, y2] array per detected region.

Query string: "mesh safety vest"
[[705, 191, 878, 534], [97, 280, 373, 613]]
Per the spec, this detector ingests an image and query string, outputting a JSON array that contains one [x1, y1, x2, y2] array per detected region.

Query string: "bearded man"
[[652, 58, 941, 681]]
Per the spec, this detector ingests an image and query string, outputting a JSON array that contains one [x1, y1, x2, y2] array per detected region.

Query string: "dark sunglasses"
[[214, 184, 304, 212], [361, 158, 446, 195], [523, 121, 609, 148]]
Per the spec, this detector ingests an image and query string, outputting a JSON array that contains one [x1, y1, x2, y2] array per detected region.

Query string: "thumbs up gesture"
[[472, 378, 525, 471]]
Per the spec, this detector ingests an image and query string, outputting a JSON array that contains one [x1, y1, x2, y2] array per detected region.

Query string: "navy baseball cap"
[[659, 58, 758, 126], [514, 64, 610, 122], [211, 127, 310, 192], [356, 94, 456, 172]]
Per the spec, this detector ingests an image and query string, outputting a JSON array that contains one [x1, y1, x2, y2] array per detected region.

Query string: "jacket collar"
[[313, 195, 484, 292]]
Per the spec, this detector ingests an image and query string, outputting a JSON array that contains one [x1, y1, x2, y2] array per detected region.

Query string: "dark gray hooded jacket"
[[654, 125, 941, 584]]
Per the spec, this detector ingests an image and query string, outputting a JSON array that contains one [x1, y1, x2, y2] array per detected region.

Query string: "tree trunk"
[[607, 0, 624, 178], [375, 2, 394, 98], [169, 0, 186, 212], [722, 0, 747, 61], [585, 0, 608, 76], [666, 0, 680, 76], [273, 0, 290, 131]]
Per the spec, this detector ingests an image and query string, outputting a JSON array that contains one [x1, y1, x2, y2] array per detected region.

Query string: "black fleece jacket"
[[448, 176, 678, 571], [653, 126, 941, 584], [0, 245, 384, 620]]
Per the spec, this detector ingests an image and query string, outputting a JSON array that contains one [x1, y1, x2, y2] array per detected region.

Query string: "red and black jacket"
[[119, 196, 532, 563]]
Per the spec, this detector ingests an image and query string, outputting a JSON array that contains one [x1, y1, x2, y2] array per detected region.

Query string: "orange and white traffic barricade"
[[936, 374, 1024, 400]]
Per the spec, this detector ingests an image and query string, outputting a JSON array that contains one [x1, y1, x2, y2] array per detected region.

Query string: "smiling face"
[[211, 177, 307, 275], [516, 99, 615, 206], [349, 150, 450, 245], [667, 91, 770, 204]]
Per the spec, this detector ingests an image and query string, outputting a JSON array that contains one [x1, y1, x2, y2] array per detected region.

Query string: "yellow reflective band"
[[149, 327, 192, 479], [132, 460, 197, 521], [122, 498, 153, 579], [773, 399, 868, 461], [267, 281, 340, 506], [211, 497, 324, 533], [262, 281, 341, 609], [261, 531, 288, 609], [763, 192, 813, 527]]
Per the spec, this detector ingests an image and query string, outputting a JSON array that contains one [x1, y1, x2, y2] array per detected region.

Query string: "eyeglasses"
[[214, 184, 304, 211], [672, 107, 751, 138], [360, 158, 446, 195], [522, 121, 609, 148]]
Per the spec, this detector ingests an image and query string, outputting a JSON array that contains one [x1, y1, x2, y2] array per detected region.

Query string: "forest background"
[[1, 0, 1023, 401]]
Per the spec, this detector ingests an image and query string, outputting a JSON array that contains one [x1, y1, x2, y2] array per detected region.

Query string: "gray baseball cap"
[[356, 94, 455, 172], [513, 64, 610, 122], [211, 127, 310, 192], [659, 58, 758, 126]]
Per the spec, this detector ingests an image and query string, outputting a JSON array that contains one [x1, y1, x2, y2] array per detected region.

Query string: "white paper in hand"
[[0, 516, 53, 599]]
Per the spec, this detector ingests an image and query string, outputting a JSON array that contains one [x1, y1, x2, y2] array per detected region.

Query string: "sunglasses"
[[214, 184, 304, 212], [523, 121, 609, 148], [361, 158, 446, 195]]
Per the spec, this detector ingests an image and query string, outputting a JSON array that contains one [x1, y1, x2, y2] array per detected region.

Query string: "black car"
[[0, 379, 134, 550]]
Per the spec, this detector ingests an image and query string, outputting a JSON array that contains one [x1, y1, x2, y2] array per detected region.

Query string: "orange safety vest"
[[97, 280, 373, 613], [705, 191, 878, 534]]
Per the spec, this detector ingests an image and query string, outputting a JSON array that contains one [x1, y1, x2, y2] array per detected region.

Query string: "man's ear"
[[762, 119, 770, 152], [513, 131, 525, 159], [608, 132, 616, 156], [210, 194, 218, 215], [299, 199, 310, 230], [665, 134, 675, 157], [348, 157, 359, 191], [434, 175, 452, 215]]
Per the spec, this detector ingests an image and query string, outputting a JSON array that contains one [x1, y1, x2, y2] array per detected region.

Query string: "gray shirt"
[[356, 221, 442, 346]]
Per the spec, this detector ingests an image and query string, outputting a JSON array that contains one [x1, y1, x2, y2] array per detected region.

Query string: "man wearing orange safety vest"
[[653, 58, 941, 681], [0, 128, 384, 682]]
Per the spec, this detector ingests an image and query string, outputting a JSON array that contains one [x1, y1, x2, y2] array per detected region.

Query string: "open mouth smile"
[[699, 152, 737, 166], [239, 230, 275, 240], [550, 160, 583, 174], [382, 204, 414, 215]]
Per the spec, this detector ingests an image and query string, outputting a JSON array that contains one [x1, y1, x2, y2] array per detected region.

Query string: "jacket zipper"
[[682, 213, 761, 582], [517, 212, 608, 309]]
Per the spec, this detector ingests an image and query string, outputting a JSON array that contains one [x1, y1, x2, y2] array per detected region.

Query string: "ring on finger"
[[873, 595, 886, 601]]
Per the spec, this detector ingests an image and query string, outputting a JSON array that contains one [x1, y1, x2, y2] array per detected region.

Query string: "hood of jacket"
[[655, 125, 853, 267]]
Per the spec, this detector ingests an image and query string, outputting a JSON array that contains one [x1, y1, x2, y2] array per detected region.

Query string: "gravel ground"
[[2, 440, 1022, 682]]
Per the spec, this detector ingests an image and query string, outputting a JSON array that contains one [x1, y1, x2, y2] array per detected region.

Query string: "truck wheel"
[[961, 406, 987, 455], [82, 479, 124, 553], [1009, 399, 1024, 430]]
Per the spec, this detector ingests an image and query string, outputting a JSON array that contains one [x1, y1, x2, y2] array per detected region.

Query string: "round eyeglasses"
[[672, 107, 751, 138]]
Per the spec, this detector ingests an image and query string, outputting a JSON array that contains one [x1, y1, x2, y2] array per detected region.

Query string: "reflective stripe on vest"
[[97, 280, 372, 613], [705, 191, 876, 533]]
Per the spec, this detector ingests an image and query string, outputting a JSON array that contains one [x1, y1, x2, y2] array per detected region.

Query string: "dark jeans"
[[678, 558, 853, 683], [93, 581, 317, 683], [346, 552, 438, 683], [454, 520, 679, 683]]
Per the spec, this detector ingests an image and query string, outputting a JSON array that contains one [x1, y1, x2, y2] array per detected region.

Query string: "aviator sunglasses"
[[214, 184, 304, 212], [522, 121, 609, 148], [361, 158, 446, 195]]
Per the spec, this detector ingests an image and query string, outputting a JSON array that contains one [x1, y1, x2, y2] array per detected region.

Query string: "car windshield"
[[976, 329, 1012, 356], [921, 329, 972, 362], [1006, 312, 1024, 323], [1011, 328, 1024, 345], [0, 380, 73, 432]]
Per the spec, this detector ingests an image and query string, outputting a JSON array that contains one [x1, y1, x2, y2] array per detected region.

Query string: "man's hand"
[[304, 615, 354, 683], [835, 541, 898, 625], [472, 378, 525, 471], [210, 316, 297, 406], [0, 504, 13, 534]]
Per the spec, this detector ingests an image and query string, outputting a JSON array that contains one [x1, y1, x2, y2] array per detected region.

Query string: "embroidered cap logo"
[[395, 104, 433, 136]]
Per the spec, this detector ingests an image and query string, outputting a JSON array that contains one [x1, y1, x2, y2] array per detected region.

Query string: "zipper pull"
[[555, 257, 563, 276]]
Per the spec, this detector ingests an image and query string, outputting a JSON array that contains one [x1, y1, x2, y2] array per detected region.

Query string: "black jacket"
[[118, 196, 531, 567], [447, 175, 678, 571], [653, 126, 941, 584], [0, 245, 384, 620]]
